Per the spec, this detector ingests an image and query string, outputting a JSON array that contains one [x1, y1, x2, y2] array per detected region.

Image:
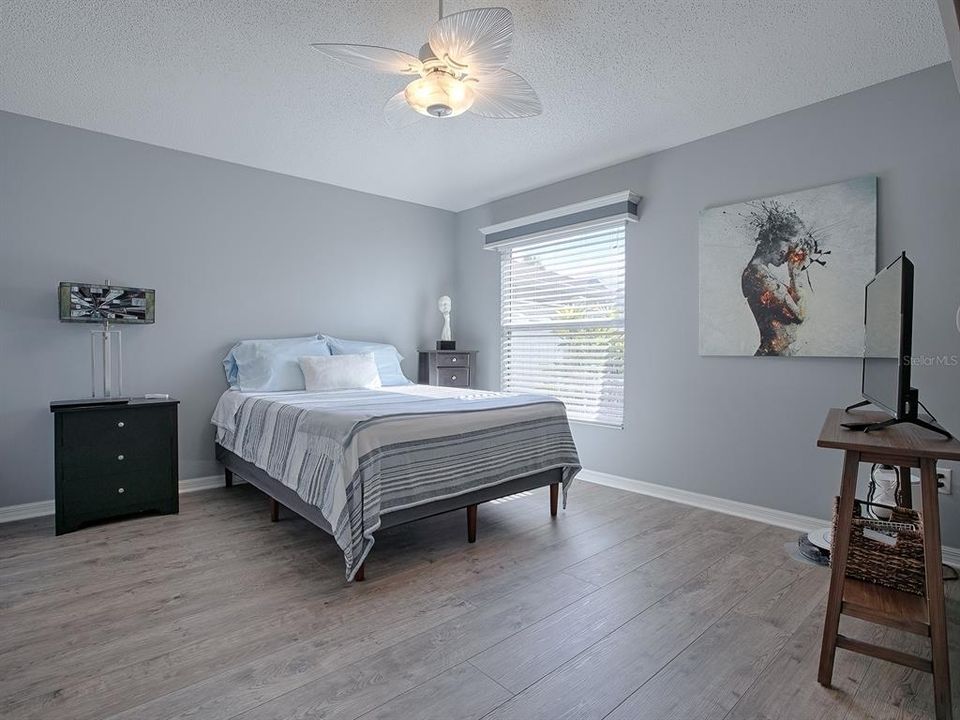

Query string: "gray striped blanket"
[[211, 385, 580, 580]]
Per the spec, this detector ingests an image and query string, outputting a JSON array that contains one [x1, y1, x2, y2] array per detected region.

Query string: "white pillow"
[[298, 353, 382, 391]]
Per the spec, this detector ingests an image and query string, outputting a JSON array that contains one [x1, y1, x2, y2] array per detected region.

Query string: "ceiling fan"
[[311, 2, 541, 127]]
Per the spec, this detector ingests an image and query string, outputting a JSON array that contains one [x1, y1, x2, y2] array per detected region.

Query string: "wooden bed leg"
[[550, 483, 559, 517], [224, 468, 233, 487], [270, 498, 280, 522], [355, 563, 365, 582], [466, 504, 477, 543]]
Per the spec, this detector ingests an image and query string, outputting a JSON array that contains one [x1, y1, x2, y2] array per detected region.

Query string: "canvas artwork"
[[699, 177, 877, 357]]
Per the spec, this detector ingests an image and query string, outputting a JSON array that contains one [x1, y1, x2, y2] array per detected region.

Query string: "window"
[[499, 220, 626, 427]]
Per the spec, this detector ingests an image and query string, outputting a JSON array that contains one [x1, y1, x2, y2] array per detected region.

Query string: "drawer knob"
[[117, 421, 125, 428], [451, 357, 457, 362], [117, 454, 125, 461], [451, 375, 457, 381], [118, 487, 125, 494]]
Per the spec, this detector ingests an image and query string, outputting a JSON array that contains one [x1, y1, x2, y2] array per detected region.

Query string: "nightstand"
[[50, 398, 179, 534], [417, 350, 477, 388]]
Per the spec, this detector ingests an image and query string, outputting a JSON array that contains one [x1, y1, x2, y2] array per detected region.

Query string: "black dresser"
[[50, 398, 179, 534], [417, 350, 477, 388]]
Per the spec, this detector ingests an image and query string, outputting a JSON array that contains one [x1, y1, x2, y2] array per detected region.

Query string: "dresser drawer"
[[437, 367, 470, 387], [60, 446, 172, 476], [61, 406, 171, 449], [60, 468, 172, 515], [435, 352, 471, 368], [59, 407, 173, 471]]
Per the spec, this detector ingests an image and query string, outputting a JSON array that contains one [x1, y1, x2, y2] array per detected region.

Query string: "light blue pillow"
[[223, 337, 318, 388], [223, 335, 331, 391], [323, 335, 411, 386]]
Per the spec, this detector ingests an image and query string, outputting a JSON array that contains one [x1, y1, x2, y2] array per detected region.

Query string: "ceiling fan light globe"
[[404, 73, 475, 118]]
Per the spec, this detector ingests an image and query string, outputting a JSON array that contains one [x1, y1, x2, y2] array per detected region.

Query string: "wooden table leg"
[[898, 465, 912, 508], [270, 498, 280, 522], [354, 562, 365, 582], [920, 457, 952, 720], [550, 483, 559, 517], [818, 449, 861, 687], [466, 504, 477, 543]]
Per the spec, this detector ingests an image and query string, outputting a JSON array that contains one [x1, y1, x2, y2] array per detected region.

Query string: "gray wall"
[[3, 66, 959, 546], [454, 65, 960, 546], [0, 111, 456, 507]]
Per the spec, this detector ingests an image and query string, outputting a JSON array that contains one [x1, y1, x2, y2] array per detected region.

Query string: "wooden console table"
[[817, 408, 960, 720]]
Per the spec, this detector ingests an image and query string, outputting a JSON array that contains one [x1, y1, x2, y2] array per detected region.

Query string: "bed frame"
[[215, 443, 561, 581]]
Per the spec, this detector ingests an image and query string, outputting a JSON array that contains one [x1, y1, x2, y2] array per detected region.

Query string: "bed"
[[211, 384, 581, 580]]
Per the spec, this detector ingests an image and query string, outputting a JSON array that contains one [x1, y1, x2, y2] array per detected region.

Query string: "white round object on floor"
[[808, 527, 832, 551]]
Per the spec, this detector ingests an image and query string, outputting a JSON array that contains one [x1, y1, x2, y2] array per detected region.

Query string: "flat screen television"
[[845, 253, 951, 438], [861, 253, 913, 418], [58, 282, 155, 324]]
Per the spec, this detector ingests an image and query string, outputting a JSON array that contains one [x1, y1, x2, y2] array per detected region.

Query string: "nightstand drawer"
[[437, 368, 470, 387], [59, 407, 173, 470], [60, 468, 172, 515], [60, 445, 172, 474], [61, 407, 170, 450], [435, 353, 471, 367]]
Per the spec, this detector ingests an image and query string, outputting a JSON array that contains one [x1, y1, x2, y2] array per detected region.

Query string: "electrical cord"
[[917, 398, 940, 424]]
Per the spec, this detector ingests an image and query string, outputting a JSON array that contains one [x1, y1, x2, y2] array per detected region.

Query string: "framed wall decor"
[[699, 176, 877, 357]]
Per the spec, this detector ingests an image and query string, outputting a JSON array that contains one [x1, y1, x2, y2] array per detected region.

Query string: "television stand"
[[842, 395, 953, 440], [841, 415, 952, 440]]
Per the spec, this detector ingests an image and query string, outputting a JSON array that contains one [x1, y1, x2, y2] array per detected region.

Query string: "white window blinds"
[[500, 220, 626, 427]]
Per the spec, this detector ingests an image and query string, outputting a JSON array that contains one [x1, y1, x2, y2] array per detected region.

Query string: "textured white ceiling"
[[0, 1, 949, 211]]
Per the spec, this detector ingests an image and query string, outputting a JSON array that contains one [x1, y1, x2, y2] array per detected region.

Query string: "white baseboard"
[[0, 500, 56, 524], [579, 468, 960, 570], [0, 474, 243, 524], [3, 468, 956, 569], [178, 474, 237, 493]]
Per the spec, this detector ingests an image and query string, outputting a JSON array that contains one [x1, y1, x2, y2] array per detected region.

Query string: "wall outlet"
[[910, 467, 952, 495]]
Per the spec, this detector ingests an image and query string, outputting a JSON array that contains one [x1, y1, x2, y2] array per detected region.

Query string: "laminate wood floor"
[[1, 480, 957, 720]]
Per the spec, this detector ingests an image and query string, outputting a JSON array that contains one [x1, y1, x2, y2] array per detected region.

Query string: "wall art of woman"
[[740, 202, 829, 356]]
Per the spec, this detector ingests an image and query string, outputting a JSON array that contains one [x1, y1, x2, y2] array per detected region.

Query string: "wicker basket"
[[831, 497, 926, 596]]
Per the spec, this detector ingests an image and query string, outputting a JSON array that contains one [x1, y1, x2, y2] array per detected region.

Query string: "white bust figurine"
[[438, 295, 452, 341]]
